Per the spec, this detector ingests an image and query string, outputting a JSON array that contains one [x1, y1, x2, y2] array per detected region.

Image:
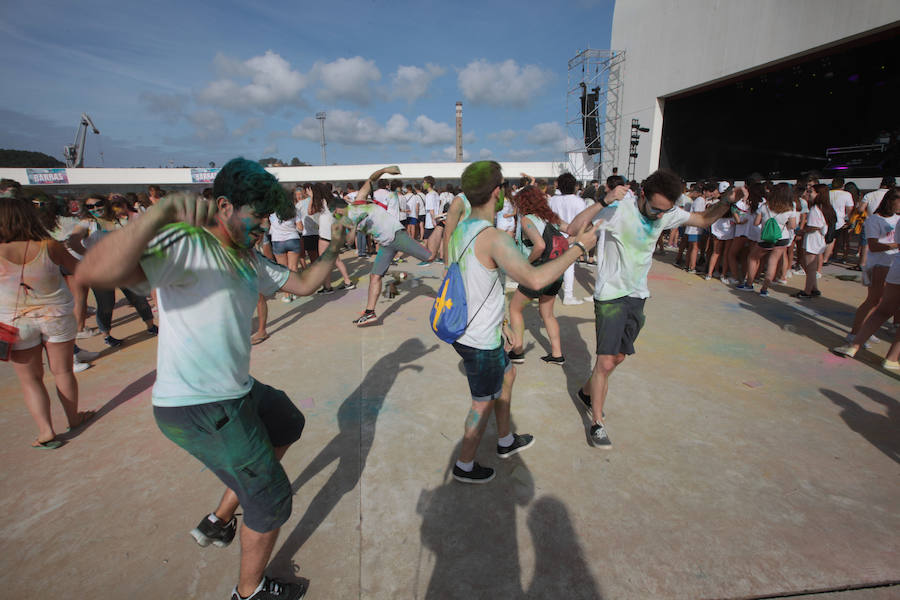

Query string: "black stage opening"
[[659, 25, 900, 181]]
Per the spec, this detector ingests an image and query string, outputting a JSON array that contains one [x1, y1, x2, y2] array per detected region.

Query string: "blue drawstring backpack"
[[430, 226, 497, 343]]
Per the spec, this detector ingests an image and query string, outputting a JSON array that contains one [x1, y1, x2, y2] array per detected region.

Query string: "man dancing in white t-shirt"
[[568, 169, 738, 448], [76, 158, 346, 600]]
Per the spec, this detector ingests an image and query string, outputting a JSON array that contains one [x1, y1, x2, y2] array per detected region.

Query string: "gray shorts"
[[594, 296, 646, 356], [372, 231, 431, 276]]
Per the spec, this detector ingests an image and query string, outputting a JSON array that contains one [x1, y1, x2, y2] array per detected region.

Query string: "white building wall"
[[610, 0, 900, 179]]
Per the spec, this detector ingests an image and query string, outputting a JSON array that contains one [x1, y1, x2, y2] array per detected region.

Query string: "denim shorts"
[[408, 217, 420, 226], [153, 379, 306, 533], [272, 238, 301, 255], [452, 342, 511, 402]]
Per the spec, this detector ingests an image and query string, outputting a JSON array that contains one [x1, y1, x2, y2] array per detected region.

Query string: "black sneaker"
[[540, 354, 565, 365], [590, 423, 612, 449], [508, 350, 525, 364], [316, 287, 334, 295], [231, 576, 308, 600], [352, 311, 377, 326], [146, 324, 159, 336], [577, 389, 592, 416], [497, 433, 535, 458], [336, 281, 357, 291], [452, 462, 495, 484], [104, 335, 123, 347], [190, 513, 237, 548]]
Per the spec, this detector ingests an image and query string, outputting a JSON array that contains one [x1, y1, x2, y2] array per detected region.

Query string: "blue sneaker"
[[759, 289, 769, 297], [736, 282, 754, 291], [416, 260, 430, 266]]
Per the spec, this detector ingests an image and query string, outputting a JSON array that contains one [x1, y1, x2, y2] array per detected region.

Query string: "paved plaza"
[[1, 251, 898, 599]]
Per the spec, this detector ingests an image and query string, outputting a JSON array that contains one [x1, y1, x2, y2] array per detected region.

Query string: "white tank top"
[[0, 241, 74, 319], [449, 219, 503, 350]]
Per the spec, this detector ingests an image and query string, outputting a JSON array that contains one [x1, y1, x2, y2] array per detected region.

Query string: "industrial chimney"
[[455, 101, 463, 162]]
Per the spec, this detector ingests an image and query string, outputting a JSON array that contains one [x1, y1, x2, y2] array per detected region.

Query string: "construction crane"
[[63, 113, 100, 168]]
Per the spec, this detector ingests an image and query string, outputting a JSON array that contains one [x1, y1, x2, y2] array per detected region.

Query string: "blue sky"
[[0, 0, 614, 168]]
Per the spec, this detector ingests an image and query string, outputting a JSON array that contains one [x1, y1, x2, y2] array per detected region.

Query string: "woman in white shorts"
[[705, 186, 737, 283], [0, 196, 93, 449], [842, 189, 899, 347], [795, 187, 835, 298]]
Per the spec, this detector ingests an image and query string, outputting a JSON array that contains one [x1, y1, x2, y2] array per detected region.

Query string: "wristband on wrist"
[[570, 241, 587, 256]]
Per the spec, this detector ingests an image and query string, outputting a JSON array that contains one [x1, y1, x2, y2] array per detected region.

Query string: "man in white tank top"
[[446, 161, 600, 483]]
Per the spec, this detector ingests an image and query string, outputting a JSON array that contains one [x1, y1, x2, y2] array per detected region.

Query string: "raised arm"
[[355, 166, 401, 206], [493, 222, 598, 290], [75, 193, 214, 289], [685, 198, 736, 229], [567, 185, 626, 235]]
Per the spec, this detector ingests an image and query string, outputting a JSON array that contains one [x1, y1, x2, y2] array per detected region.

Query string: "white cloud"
[[415, 115, 454, 146], [479, 148, 493, 159], [188, 109, 227, 142], [197, 51, 307, 111], [312, 56, 381, 105], [390, 63, 445, 102], [291, 111, 456, 147], [262, 143, 279, 155], [507, 149, 538, 160], [458, 59, 553, 107], [526, 122, 566, 146], [438, 146, 470, 161]]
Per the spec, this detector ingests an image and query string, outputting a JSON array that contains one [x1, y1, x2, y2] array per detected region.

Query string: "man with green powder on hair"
[[447, 161, 599, 483], [76, 158, 345, 600]]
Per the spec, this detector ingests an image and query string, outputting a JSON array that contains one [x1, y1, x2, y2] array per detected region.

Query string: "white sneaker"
[[76, 327, 99, 339], [73, 360, 91, 373], [845, 333, 870, 349], [816, 272, 822, 280], [75, 349, 101, 362], [562, 296, 584, 305]]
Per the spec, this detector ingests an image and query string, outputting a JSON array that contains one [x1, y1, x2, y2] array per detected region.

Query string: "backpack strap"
[[456, 224, 500, 330]]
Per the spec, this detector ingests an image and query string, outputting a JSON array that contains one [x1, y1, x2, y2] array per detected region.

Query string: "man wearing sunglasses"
[[567, 169, 738, 449]]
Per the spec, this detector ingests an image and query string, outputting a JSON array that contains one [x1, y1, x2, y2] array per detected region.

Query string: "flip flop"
[[32, 438, 63, 450], [251, 333, 270, 345], [66, 410, 96, 432]]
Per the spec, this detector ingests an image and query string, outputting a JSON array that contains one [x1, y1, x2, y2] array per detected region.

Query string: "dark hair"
[[460, 161, 502, 207], [30, 192, 63, 232], [0, 197, 51, 242], [747, 182, 765, 213], [556, 172, 576, 195], [390, 180, 403, 192], [767, 183, 793, 213], [80, 193, 108, 220], [874, 188, 899, 218], [641, 169, 682, 204], [424, 175, 435, 187], [745, 172, 764, 185], [310, 183, 329, 214], [811, 184, 837, 228], [831, 176, 845, 189], [213, 157, 294, 221], [606, 175, 626, 189], [1, 178, 23, 195], [513, 186, 560, 225], [880, 175, 896, 188], [844, 182, 860, 203]]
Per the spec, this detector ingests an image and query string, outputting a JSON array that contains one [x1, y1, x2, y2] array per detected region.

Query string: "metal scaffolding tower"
[[565, 49, 625, 181]]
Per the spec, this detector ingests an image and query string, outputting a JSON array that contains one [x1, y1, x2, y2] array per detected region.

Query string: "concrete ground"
[[1, 250, 898, 600]]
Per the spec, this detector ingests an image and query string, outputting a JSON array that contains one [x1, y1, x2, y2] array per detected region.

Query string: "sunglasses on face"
[[85, 202, 104, 208], [645, 203, 675, 216]]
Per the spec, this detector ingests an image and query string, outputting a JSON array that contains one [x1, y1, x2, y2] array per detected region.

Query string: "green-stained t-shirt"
[[138, 224, 290, 407]]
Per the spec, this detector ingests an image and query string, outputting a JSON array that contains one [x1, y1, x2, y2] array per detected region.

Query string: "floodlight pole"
[[316, 112, 327, 165]]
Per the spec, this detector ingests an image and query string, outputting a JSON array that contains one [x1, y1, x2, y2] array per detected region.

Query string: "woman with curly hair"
[[507, 186, 567, 365]]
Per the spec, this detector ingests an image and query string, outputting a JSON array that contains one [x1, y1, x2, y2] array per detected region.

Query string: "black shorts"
[[593, 296, 646, 356], [302, 235, 319, 252], [758, 238, 790, 249], [518, 277, 563, 299], [423, 227, 435, 239], [153, 379, 306, 533]]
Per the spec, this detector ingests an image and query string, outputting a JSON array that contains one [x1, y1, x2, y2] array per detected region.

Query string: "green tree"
[[0, 149, 66, 167]]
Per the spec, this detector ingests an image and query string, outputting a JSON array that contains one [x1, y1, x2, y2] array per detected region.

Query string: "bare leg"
[[508, 290, 528, 353], [11, 344, 55, 443], [706, 238, 722, 277], [457, 399, 495, 463], [688, 241, 699, 271], [335, 257, 352, 284], [745, 245, 763, 284], [538, 295, 562, 358], [365, 274, 383, 312], [582, 354, 625, 424], [237, 526, 280, 598], [803, 252, 819, 294], [760, 247, 784, 293], [45, 340, 80, 426], [849, 268, 886, 333], [849, 284, 900, 350], [492, 366, 517, 439], [214, 445, 290, 522]]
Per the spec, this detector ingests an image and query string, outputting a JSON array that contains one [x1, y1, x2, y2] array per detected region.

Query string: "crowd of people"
[[1, 160, 897, 599]]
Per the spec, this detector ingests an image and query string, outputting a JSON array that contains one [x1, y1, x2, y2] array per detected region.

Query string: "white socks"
[[455, 460, 474, 472], [498, 433, 515, 447]]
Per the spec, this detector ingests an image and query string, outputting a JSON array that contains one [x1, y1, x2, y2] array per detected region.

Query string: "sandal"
[[32, 438, 63, 450], [66, 410, 96, 432], [251, 333, 270, 345]]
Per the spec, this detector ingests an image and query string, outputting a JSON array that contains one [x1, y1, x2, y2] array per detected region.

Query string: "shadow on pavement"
[[61, 369, 156, 441], [416, 439, 602, 599], [820, 386, 900, 465], [269, 338, 438, 575]]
